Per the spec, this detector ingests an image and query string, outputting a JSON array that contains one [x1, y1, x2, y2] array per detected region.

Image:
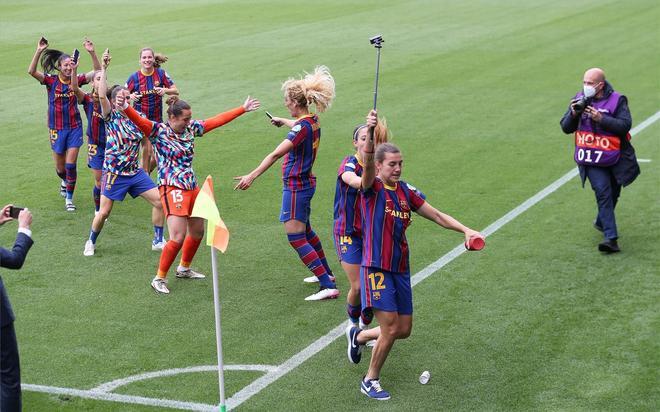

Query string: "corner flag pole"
[[211, 247, 227, 412], [190, 175, 231, 412]]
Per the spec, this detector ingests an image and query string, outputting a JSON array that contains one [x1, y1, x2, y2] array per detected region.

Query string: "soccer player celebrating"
[[234, 66, 338, 301], [71, 61, 105, 214], [120, 95, 260, 294], [28, 36, 101, 211], [83, 50, 164, 256], [346, 110, 483, 400], [125, 47, 179, 173], [334, 119, 389, 326]]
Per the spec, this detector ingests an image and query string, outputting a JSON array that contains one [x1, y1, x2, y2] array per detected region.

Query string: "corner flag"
[[191, 175, 229, 252]]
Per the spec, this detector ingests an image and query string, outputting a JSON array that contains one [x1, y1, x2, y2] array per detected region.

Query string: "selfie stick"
[[370, 35, 384, 110]]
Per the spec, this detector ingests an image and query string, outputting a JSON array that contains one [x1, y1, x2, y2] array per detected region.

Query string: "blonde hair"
[[140, 47, 169, 68], [282, 65, 335, 113]]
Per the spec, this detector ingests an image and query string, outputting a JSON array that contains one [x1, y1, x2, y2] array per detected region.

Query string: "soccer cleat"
[[83, 240, 95, 256], [65, 202, 76, 212], [176, 268, 206, 279], [346, 325, 362, 364], [365, 339, 376, 348], [360, 378, 391, 400], [60, 181, 66, 197], [304, 286, 340, 301], [151, 240, 166, 251], [151, 277, 170, 294]]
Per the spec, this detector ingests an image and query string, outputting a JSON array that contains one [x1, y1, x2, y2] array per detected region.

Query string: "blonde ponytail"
[[282, 65, 336, 113]]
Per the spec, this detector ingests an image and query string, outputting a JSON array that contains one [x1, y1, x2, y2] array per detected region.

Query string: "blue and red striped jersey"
[[81, 94, 106, 148], [360, 178, 426, 273], [42, 73, 88, 130], [125, 68, 174, 122], [282, 114, 320, 191], [333, 154, 363, 236]]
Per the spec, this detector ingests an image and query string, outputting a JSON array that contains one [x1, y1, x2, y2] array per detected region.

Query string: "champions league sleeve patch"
[[291, 124, 302, 133], [346, 162, 356, 169]]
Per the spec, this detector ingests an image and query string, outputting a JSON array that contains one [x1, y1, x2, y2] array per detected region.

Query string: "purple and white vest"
[[573, 91, 626, 167]]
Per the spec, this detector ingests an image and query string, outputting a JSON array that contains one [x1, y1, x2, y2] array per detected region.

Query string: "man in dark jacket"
[[560, 68, 640, 253], [1, 204, 34, 412]]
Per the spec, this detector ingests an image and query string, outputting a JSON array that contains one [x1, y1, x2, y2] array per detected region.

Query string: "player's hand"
[[270, 117, 285, 127], [129, 93, 141, 103], [18, 208, 32, 229], [366, 110, 378, 128], [463, 229, 483, 244], [102, 48, 111, 69], [242, 96, 261, 112], [0, 204, 12, 225], [584, 106, 602, 122], [83, 37, 95, 52], [233, 174, 255, 190], [37, 37, 48, 52], [154, 87, 166, 96], [116, 93, 128, 110]]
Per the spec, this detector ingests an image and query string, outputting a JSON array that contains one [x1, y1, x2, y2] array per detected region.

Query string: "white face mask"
[[583, 84, 597, 98]]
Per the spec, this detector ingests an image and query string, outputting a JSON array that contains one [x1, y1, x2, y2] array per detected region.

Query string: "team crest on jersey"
[[176, 204, 182, 209], [399, 200, 409, 210], [373, 291, 381, 300]]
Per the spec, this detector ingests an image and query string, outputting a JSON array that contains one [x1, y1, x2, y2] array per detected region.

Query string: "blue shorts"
[[101, 169, 156, 201], [49, 127, 83, 155], [360, 266, 413, 315], [87, 143, 106, 170], [280, 188, 314, 223], [334, 233, 362, 264]]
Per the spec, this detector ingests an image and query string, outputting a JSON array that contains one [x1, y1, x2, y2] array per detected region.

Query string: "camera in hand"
[[572, 96, 592, 114]]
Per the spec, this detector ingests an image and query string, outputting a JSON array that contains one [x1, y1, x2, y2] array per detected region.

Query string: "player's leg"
[[152, 214, 187, 294], [130, 171, 163, 250], [84, 195, 114, 256], [62, 127, 83, 211], [91, 168, 102, 213], [140, 139, 155, 174], [50, 129, 67, 197], [176, 217, 205, 279], [305, 222, 334, 279]]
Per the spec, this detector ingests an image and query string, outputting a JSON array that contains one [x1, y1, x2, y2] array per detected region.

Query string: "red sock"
[[157, 240, 182, 278], [180, 236, 202, 268]]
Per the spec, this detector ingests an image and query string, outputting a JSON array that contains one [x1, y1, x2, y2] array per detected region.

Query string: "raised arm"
[[203, 96, 260, 133], [269, 116, 296, 129], [98, 50, 112, 118], [360, 110, 378, 190], [28, 37, 48, 83], [70, 60, 85, 103], [233, 139, 293, 190], [415, 202, 482, 243], [82, 37, 101, 81]]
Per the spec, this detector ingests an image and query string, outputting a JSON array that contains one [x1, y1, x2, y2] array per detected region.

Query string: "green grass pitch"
[[0, 0, 658, 410]]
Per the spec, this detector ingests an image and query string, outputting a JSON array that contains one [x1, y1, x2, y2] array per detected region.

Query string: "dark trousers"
[[1, 322, 21, 412], [585, 166, 621, 240]]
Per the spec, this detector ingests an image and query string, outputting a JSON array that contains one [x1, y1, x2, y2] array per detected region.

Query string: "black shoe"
[[598, 239, 620, 253]]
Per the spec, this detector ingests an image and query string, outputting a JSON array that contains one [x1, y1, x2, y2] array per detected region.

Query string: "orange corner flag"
[[190, 176, 230, 253]]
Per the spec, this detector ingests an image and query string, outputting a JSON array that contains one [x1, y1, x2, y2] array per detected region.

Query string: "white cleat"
[[303, 275, 319, 283], [151, 277, 170, 294], [176, 268, 206, 279], [65, 201, 76, 212], [60, 181, 66, 198], [151, 240, 166, 251], [305, 287, 340, 301], [83, 240, 95, 256]]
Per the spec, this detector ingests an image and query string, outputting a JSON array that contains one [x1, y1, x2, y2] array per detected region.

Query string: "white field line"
[[226, 110, 660, 410], [23, 110, 660, 411], [93, 364, 278, 393], [638, 159, 652, 162]]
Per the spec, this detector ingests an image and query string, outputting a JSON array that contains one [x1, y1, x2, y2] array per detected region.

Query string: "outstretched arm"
[[415, 202, 482, 243], [203, 96, 260, 133], [122, 105, 155, 136], [233, 139, 293, 190], [360, 110, 378, 190], [28, 37, 48, 83], [83, 37, 101, 81]]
